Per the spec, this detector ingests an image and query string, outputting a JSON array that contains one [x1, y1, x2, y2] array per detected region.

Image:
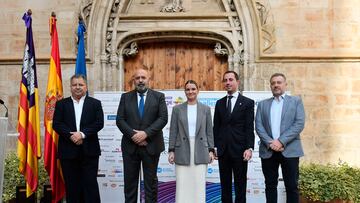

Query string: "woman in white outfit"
[[168, 80, 215, 202]]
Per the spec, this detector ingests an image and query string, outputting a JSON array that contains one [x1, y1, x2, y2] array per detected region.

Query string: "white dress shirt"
[[270, 94, 285, 140], [227, 91, 239, 113], [137, 90, 148, 107], [187, 104, 197, 138], [71, 95, 86, 138]]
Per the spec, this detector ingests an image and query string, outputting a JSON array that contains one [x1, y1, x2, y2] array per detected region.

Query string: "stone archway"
[[85, 0, 275, 91]]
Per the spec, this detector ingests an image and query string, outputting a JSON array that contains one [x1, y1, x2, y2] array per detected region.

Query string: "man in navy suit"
[[213, 71, 255, 203], [255, 73, 305, 203], [116, 68, 168, 203], [53, 74, 104, 203]]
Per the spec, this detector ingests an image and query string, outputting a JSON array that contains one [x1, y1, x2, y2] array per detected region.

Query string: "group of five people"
[[53, 69, 305, 203]]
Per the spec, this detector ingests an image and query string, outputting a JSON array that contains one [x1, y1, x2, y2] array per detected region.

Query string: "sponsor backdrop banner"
[[94, 91, 285, 203]]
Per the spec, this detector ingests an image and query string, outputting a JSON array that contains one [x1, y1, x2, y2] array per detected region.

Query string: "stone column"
[[233, 52, 241, 74]]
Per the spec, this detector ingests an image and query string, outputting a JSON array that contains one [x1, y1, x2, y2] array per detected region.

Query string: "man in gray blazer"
[[116, 69, 168, 203], [255, 73, 305, 203]]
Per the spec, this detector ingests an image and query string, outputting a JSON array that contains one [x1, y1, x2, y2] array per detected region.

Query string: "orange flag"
[[44, 12, 65, 203], [17, 10, 41, 197]]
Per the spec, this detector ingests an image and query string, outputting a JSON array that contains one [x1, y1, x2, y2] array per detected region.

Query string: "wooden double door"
[[124, 41, 228, 91]]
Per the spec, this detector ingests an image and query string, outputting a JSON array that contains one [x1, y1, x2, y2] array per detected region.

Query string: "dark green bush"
[[299, 162, 360, 202]]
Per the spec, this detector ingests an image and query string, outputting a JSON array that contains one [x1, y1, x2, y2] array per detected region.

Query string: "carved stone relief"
[[228, 0, 236, 11], [104, 0, 121, 63], [255, 0, 275, 53], [214, 43, 229, 56], [122, 42, 139, 57], [79, 0, 93, 28], [75, 0, 93, 56], [161, 0, 185, 12]]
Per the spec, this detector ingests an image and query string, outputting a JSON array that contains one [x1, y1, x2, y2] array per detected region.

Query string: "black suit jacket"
[[213, 93, 255, 157], [53, 96, 104, 159], [116, 89, 168, 155]]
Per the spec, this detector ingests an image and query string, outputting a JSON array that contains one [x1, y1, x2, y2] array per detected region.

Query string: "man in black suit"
[[116, 68, 168, 203], [53, 74, 104, 203], [213, 71, 255, 203]]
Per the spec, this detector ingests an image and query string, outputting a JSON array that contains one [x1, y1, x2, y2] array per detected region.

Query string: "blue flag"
[[75, 20, 86, 77]]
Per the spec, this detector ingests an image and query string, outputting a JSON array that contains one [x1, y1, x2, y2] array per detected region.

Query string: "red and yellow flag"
[[17, 10, 41, 197], [44, 13, 65, 203]]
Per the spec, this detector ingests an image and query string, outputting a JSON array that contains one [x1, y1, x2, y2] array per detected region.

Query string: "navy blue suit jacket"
[[213, 93, 255, 157]]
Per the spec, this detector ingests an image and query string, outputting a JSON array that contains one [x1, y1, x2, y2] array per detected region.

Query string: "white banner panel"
[[94, 91, 286, 203]]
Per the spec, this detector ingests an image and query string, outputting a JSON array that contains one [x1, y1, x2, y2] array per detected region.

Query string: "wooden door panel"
[[124, 42, 228, 91]]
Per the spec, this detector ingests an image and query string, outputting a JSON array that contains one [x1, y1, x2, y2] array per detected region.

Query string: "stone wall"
[[247, 0, 360, 165]]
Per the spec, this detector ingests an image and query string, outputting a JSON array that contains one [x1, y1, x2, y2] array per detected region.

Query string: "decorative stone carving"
[[228, 0, 236, 11], [75, 0, 93, 56], [214, 43, 228, 56], [110, 53, 119, 66], [161, 0, 185, 12], [104, 0, 121, 64], [79, 0, 93, 28], [122, 42, 139, 57], [255, 0, 276, 53], [111, 0, 121, 13], [233, 17, 241, 27]]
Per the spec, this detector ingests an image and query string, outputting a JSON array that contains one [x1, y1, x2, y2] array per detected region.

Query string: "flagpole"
[[17, 8, 41, 198], [44, 11, 65, 203]]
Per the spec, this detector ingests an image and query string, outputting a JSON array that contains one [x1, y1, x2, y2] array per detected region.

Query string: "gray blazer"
[[168, 102, 214, 165], [255, 95, 305, 159]]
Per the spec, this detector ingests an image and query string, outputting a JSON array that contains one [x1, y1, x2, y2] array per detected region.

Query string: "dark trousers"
[[261, 152, 300, 203], [218, 150, 248, 203], [123, 147, 160, 203], [60, 156, 100, 203]]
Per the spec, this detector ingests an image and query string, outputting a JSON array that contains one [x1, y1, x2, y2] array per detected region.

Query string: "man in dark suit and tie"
[[213, 70, 255, 203], [255, 73, 305, 203], [116, 68, 168, 203], [53, 74, 104, 203]]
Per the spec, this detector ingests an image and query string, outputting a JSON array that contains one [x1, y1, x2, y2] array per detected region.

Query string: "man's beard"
[[136, 84, 147, 93]]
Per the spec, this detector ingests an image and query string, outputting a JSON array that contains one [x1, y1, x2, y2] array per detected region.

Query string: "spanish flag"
[[17, 10, 41, 197], [44, 12, 65, 203]]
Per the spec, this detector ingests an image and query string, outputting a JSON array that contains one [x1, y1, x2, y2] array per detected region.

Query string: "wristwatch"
[[248, 148, 253, 152]]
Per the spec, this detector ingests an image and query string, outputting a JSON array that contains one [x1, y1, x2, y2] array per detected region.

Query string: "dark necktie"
[[139, 93, 144, 118], [227, 95, 233, 114]]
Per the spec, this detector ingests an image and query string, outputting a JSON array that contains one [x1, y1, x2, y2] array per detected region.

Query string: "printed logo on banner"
[[104, 159, 116, 163], [100, 138, 114, 141], [112, 148, 121, 153], [107, 115, 117, 120], [198, 98, 218, 107]]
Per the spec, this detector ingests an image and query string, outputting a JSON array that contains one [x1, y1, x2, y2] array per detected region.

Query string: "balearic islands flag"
[[44, 12, 66, 203], [17, 10, 41, 197]]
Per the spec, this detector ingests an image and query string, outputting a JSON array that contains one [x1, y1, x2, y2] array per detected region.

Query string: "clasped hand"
[[132, 130, 148, 146], [270, 139, 284, 152], [70, 132, 83, 145]]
